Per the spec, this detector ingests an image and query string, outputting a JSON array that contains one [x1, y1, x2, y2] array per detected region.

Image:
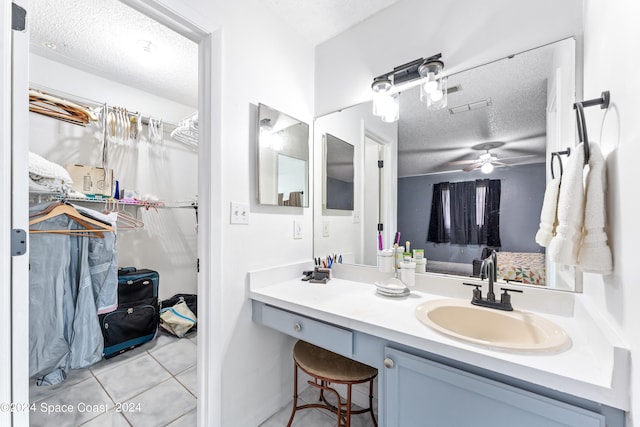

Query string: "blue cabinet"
[[383, 347, 606, 427], [251, 301, 623, 427]]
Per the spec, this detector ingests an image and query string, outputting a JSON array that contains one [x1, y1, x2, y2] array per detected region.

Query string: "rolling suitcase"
[[99, 268, 160, 358]]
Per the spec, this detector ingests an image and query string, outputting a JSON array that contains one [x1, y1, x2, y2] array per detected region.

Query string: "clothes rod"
[[29, 83, 180, 129]]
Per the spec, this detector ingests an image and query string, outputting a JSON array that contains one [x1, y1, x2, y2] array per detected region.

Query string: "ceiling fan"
[[447, 142, 534, 173]]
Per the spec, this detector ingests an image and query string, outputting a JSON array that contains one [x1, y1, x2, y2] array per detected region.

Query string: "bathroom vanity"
[[249, 263, 628, 427]]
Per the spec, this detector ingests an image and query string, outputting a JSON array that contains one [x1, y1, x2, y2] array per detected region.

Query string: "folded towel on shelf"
[[548, 143, 585, 266], [535, 176, 561, 247], [28, 151, 73, 193], [578, 143, 613, 274]]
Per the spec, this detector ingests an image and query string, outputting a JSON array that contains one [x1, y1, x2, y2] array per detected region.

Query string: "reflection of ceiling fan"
[[448, 142, 534, 173]]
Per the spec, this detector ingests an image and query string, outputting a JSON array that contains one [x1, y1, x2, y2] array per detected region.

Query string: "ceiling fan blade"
[[447, 159, 480, 165], [494, 154, 538, 162], [492, 161, 509, 167], [463, 162, 483, 172]]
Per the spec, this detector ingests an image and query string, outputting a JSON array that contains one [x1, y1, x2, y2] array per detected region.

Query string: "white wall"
[[29, 54, 198, 300], [152, 1, 316, 425], [315, 0, 583, 116], [583, 1, 640, 424]]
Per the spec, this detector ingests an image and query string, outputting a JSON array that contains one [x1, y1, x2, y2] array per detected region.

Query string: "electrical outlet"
[[230, 202, 249, 224], [293, 220, 303, 239], [352, 211, 361, 223], [322, 221, 330, 237]]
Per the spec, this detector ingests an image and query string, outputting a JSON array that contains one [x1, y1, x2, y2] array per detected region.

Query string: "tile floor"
[[259, 383, 378, 427], [28, 330, 197, 427], [28, 330, 378, 427]]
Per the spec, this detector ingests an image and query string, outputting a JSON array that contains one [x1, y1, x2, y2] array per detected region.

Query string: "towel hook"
[[550, 148, 571, 179], [573, 91, 611, 165], [575, 104, 590, 163]]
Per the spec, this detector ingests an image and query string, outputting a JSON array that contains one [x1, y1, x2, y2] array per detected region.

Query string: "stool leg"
[[369, 379, 378, 427], [343, 384, 352, 427], [286, 363, 299, 427]]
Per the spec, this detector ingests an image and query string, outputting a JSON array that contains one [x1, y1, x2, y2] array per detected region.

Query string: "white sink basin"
[[415, 298, 570, 353]]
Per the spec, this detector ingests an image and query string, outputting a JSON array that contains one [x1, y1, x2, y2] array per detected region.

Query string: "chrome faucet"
[[463, 250, 522, 311]]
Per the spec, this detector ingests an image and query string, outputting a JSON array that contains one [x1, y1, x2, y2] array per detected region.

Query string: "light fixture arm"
[[373, 53, 442, 87], [371, 53, 446, 121]]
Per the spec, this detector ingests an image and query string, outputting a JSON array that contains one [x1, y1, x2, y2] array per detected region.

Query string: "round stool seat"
[[293, 340, 377, 383]]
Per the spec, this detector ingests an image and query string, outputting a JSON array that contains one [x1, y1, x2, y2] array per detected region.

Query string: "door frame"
[[0, 1, 15, 424], [5, 1, 223, 425]]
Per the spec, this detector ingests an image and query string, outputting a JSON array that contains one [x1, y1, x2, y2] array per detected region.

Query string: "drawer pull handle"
[[293, 322, 302, 332], [384, 358, 394, 369]]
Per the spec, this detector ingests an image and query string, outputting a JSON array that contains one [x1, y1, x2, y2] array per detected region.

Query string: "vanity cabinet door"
[[383, 347, 605, 427]]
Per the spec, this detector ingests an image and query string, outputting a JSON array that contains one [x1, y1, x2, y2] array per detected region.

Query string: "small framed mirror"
[[325, 133, 354, 211], [258, 103, 309, 207]]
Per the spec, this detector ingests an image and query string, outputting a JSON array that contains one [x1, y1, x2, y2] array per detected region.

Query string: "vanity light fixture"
[[371, 77, 399, 123], [371, 53, 447, 122], [418, 58, 448, 110]]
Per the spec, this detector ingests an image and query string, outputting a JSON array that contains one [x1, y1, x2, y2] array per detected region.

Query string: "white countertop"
[[249, 262, 629, 411]]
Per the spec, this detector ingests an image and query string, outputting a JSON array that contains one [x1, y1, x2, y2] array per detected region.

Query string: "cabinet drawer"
[[255, 302, 353, 357]]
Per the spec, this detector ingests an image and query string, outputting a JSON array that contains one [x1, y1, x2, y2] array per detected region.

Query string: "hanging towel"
[[578, 143, 613, 274], [548, 143, 585, 265], [535, 177, 561, 247]]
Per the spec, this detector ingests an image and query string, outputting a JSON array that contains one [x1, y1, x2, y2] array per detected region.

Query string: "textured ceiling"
[[28, 0, 396, 109], [397, 43, 556, 177], [262, 0, 401, 45], [29, 0, 198, 107]]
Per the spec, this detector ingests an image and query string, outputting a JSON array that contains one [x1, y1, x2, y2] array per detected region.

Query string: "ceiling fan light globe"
[[481, 162, 494, 174]]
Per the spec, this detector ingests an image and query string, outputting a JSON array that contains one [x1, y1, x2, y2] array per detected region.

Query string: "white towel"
[[28, 151, 73, 193], [578, 143, 613, 274], [548, 143, 585, 266], [535, 177, 561, 247]]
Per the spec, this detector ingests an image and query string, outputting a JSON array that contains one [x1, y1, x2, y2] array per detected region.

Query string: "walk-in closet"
[[26, 0, 199, 425]]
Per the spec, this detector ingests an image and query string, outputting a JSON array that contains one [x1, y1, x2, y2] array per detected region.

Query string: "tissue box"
[[65, 164, 113, 196]]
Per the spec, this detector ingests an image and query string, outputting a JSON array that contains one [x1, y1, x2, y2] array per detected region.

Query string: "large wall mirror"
[[313, 38, 580, 292], [258, 103, 310, 207]]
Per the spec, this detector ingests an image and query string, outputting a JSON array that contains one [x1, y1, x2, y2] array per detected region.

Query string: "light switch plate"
[[230, 202, 249, 224], [322, 221, 330, 237], [352, 211, 361, 223], [293, 220, 303, 239]]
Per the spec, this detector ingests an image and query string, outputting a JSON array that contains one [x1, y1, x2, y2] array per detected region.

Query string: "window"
[[427, 179, 501, 246]]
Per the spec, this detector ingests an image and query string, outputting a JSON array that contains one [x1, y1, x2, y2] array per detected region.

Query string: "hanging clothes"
[[29, 203, 118, 386]]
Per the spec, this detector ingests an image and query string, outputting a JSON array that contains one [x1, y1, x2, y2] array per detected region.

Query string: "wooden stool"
[[287, 340, 378, 427]]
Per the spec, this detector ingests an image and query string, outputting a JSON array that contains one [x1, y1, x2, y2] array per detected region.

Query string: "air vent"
[[448, 98, 492, 115]]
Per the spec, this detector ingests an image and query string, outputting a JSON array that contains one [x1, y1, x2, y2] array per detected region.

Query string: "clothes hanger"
[[29, 202, 114, 237], [102, 199, 144, 230], [29, 89, 98, 121]]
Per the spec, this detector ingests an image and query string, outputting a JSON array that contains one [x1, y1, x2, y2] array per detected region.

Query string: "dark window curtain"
[[449, 181, 478, 245], [427, 182, 449, 243], [427, 179, 501, 246], [485, 179, 501, 247]]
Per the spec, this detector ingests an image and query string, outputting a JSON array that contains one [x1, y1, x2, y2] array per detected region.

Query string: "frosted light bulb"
[[430, 90, 443, 102], [423, 73, 437, 93], [481, 162, 494, 174]]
